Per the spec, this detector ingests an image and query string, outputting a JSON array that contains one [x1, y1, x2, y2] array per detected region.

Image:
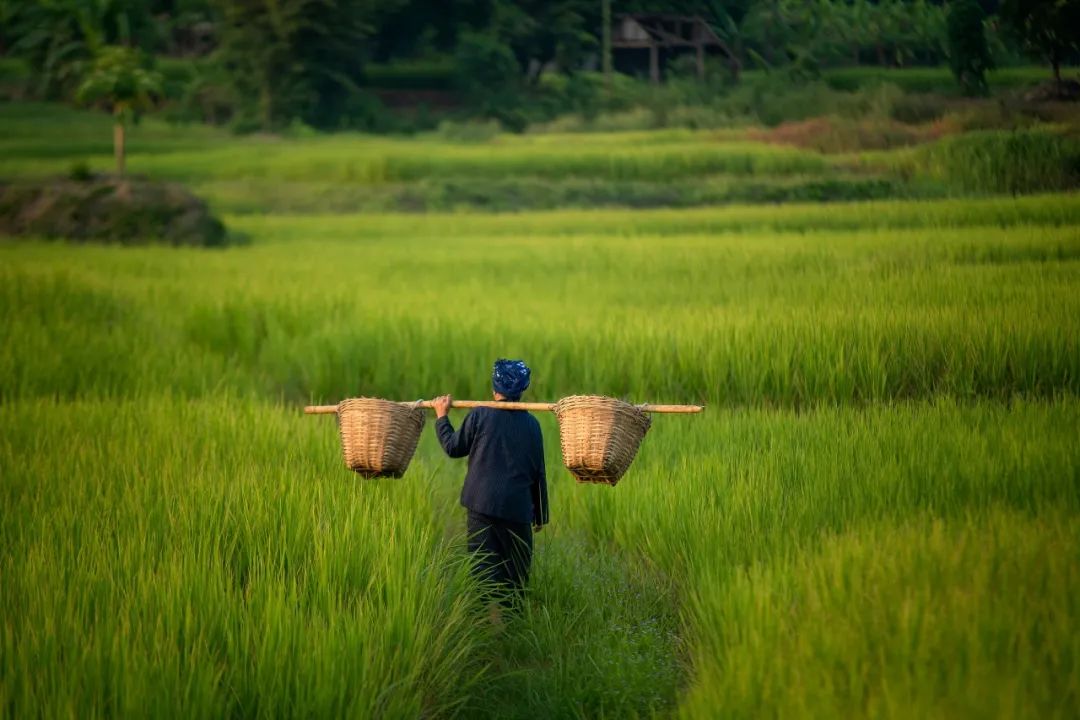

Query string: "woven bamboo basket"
[[336, 397, 426, 478], [553, 395, 652, 485]]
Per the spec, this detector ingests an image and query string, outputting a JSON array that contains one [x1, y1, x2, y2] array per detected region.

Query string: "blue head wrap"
[[492, 359, 531, 400]]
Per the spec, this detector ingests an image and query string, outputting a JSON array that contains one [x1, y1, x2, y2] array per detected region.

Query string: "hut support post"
[[649, 43, 659, 83]]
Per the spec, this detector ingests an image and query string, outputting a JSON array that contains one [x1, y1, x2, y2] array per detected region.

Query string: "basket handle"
[[304, 400, 704, 414]]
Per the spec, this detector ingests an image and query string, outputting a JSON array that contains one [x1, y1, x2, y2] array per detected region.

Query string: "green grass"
[[0, 104, 799, 176], [0, 102, 225, 161], [190, 173, 913, 214], [820, 65, 1078, 93], [1, 104, 1079, 716], [3, 104, 1076, 214], [0, 131, 833, 185], [0, 397, 492, 717], [680, 509, 1079, 718], [899, 129, 1080, 195]]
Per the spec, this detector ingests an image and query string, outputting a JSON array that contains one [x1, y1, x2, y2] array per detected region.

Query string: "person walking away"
[[433, 359, 548, 617]]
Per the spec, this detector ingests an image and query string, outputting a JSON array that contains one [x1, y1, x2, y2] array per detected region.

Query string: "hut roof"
[[612, 14, 729, 53]]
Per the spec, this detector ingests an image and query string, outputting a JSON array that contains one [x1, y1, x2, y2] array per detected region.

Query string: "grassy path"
[[464, 532, 683, 719]]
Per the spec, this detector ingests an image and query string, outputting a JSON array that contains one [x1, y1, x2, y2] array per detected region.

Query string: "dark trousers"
[[466, 510, 533, 607]]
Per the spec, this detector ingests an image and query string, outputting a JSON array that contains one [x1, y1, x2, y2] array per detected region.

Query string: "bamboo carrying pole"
[[304, 400, 705, 415]]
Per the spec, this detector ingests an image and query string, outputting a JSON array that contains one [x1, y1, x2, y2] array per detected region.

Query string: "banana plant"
[[5, 0, 152, 99]]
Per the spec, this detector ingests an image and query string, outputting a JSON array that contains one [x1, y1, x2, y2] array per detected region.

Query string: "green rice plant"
[[225, 193, 1080, 238], [2, 101, 1073, 207], [153, 140, 830, 184], [2, 105, 1078, 717], [3, 200, 1079, 407], [894, 129, 1080, 194], [0, 103, 832, 184], [4, 398, 1076, 716], [0, 397, 492, 718], [0, 136, 834, 185], [560, 399, 1080, 716], [678, 511, 1079, 718], [189, 174, 909, 214]]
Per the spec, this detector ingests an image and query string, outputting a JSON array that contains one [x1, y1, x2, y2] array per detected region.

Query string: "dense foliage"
[[1000, 0, 1080, 91], [947, 0, 993, 95], [2, 0, 1074, 132]]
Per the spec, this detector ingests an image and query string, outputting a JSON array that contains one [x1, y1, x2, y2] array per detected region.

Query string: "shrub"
[[363, 58, 456, 91], [889, 94, 951, 124], [283, 118, 319, 139], [168, 59, 238, 127], [824, 67, 964, 94], [749, 116, 926, 153], [665, 105, 745, 130], [68, 160, 94, 182], [338, 89, 396, 132], [454, 32, 520, 106], [156, 57, 198, 103], [725, 77, 850, 127], [489, 106, 529, 133], [843, 82, 907, 120], [528, 107, 686, 134], [563, 73, 603, 120]]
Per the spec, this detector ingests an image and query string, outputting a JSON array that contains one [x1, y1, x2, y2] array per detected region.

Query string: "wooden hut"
[[611, 14, 734, 83]]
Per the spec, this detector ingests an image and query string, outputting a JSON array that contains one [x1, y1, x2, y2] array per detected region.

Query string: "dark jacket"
[[435, 406, 549, 526]]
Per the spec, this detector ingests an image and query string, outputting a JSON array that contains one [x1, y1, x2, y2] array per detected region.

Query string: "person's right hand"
[[433, 394, 452, 418]]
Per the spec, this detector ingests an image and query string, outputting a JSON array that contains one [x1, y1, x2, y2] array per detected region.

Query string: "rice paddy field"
[[2, 104, 1079, 718]]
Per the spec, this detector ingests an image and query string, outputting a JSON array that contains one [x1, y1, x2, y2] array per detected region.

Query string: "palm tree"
[[76, 45, 161, 175]]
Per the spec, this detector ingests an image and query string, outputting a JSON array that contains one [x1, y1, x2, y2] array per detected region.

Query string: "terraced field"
[[1, 107, 1078, 718]]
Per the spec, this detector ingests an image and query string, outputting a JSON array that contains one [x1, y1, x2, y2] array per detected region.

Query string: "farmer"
[[432, 359, 548, 611]]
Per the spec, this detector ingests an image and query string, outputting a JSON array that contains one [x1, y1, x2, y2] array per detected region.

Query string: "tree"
[[601, 0, 612, 90], [491, 0, 598, 81], [454, 31, 527, 129], [947, 0, 993, 95], [1000, 0, 1080, 95], [76, 45, 162, 175], [6, 0, 165, 99], [697, 0, 755, 81], [213, 0, 402, 131], [911, 0, 950, 66], [369, 0, 492, 61]]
